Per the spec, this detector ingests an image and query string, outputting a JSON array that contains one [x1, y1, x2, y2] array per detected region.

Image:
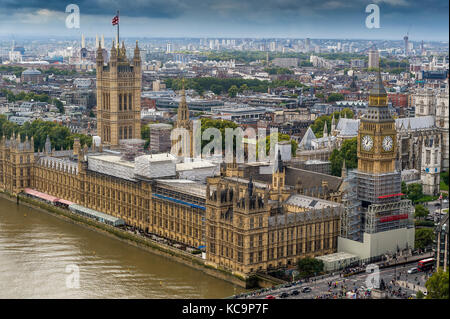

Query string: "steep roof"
[[298, 126, 317, 150]]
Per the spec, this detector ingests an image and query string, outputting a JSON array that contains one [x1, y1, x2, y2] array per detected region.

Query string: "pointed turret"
[[275, 149, 283, 173], [341, 159, 347, 179], [323, 121, 328, 138], [44, 135, 51, 154], [110, 40, 117, 59], [370, 67, 386, 96], [177, 79, 189, 124], [331, 115, 336, 133], [248, 176, 254, 198]]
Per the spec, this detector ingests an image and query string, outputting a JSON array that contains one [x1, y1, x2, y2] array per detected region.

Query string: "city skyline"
[[0, 0, 448, 41]]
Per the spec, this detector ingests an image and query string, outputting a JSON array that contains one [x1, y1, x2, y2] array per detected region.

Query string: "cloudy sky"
[[0, 0, 448, 40]]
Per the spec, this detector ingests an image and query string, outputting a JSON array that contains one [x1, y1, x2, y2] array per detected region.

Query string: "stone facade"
[[96, 41, 142, 147]]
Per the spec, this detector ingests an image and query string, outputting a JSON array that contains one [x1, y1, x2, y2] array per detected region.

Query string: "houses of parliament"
[[0, 42, 413, 279]]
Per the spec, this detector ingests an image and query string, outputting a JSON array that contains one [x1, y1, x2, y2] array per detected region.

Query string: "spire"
[[331, 115, 336, 132], [81, 33, 85, 48], [323, 121, 328, 137], [96, 34, 99, 48], [248, 176, 254, 198], [134, 40, 140, 59], [101, 34, 105, 49], [120, 41, 126, 59], [110, 40, 117, 59], [275, 149, 283, 173], [341, 159, 347, 179], [177, 79, 189, 124], [370, 65, 386, 96], [44, 135, 51, 154]]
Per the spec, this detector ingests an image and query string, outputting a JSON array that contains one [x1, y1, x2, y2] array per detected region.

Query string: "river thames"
[[0, 197, 244, 298]]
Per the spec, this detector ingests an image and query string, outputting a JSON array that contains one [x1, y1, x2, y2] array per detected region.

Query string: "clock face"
[[362, 135, 373, 151], [382, 136, 393, 151]]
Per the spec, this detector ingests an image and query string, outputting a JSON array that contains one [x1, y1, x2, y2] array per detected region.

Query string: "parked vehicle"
[[291, 290, 299, 296], [301, 287, 312, 293], [280, 292, 289, 298], [265, 295, 276, 299]]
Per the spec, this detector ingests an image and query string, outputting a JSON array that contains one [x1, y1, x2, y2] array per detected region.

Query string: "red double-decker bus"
[[417, 258, 435, 272]]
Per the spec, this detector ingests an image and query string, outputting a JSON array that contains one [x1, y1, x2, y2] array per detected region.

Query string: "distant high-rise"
[[269, 41, 276, 52], [403, 35, 409, 55], [305, 38, 311, 52], [166, 42, 172, 54], [368, 49, 379, 69]]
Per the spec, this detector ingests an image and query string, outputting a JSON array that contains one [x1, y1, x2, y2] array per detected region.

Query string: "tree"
[[200, 118, 238, 151], [228, 85, 239, 98], [210, 84, 223, 95], [326, 93, 345, 103], [141, 125, 150, 149], [53, 99, 65, 114], [401, 181, 408, 197], [297, 257, 324, 278], [416, 290, 425, 299], [425, 269, 449, 299], [414, 204, 429, 220], [406, 183, 424, 203], [264, 133, 298, 157], [415, 228, 434, 250], [329, 137, 357, 176], [239, 84, 249, 93]]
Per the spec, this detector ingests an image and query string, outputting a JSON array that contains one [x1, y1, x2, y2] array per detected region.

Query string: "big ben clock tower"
[[338, 68, 414, 260], [357, 70, 397, 174]]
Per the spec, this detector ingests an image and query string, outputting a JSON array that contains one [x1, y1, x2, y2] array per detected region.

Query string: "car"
[[284, 283, 292, 288], [291, 290, 300, 296], [280, 292, 289, 298], [408, 267, 418, 274], [265, 295, 276, 299], [301, 287, 312, 293]]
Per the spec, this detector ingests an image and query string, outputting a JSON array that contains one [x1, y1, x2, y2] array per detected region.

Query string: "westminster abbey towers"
[[96, 41, 142, 147]]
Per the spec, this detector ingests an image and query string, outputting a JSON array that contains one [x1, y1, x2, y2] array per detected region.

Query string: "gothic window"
[[123, 94, 127, 110], [426, 150, 431, 165], [129, 126, 132, 138], [119, 94, 122, 111], [129, 93, 132, 110]]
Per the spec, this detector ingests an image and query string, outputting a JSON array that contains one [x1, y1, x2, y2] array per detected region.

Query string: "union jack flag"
[[112, 15, 119, 26]]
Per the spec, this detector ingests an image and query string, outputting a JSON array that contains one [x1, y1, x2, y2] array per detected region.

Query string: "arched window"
[[129, 93, 133, 110], [119, 94, 122, 111], [123, 94, 127, 110], [129, 126, 132, 138]]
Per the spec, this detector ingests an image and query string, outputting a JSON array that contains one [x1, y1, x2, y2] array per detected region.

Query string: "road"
[[424, 199, 449, 222], [234, 261, 433, 299]]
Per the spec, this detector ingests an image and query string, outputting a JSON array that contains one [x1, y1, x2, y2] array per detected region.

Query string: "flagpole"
[[117, 10, 120, 47]]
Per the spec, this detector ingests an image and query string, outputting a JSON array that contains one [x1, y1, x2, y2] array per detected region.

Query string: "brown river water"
[[0, 197, 244, 298]]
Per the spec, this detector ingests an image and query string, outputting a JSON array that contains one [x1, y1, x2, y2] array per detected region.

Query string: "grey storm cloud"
[[0, 0, 447, 39], [0, 0, 447, 19]]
